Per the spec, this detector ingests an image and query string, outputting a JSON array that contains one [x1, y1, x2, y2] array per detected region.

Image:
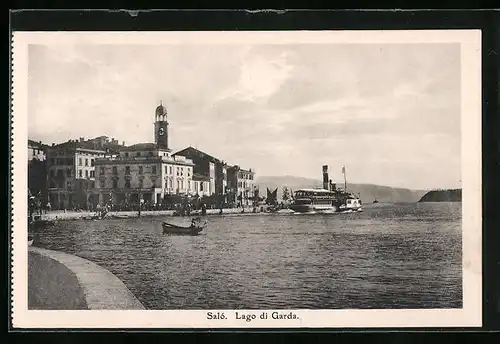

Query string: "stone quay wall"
[[28, 246, 145, 310]]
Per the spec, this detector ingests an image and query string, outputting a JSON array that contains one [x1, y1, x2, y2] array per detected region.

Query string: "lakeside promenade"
[[28, 246, 145, 310], [37, 207, 284, 221]]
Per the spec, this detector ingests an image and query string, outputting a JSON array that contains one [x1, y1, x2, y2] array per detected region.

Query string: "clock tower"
[[154, 102, 169, 150]]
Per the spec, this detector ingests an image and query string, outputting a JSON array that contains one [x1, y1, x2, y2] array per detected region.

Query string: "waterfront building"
[[46, 138, 107, 210], [28, 139, 48, 162], [93, 103, 210, 207], [192, 173, 212, 198], [28, 140, 49, 202], [227, 165, 257, 207], [173, 146, 229, 199]]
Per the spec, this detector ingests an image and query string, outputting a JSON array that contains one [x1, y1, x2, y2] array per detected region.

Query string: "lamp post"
[[138, 191, 144, 218], [28, 190, 35, 242], [108, 190, 113, 214], [85, 178, 90, 211]]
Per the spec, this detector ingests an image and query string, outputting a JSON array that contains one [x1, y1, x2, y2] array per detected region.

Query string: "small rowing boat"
[[162, 218, 207, 236]]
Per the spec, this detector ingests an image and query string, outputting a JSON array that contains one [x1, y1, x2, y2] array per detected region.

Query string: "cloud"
[[238, 51, 294, 98], [211, 48, 295, 114], [28, 42, 462, 189]]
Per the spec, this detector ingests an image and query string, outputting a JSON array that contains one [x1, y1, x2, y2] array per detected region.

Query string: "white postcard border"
[[11, 30, 482, 328]]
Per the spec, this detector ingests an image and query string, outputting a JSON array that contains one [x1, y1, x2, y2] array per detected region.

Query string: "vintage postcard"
[[11, 30, 482, 328]]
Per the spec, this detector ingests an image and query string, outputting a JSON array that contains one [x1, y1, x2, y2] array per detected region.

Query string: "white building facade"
[[46, 140, 105, 210], [94, 144, 213, 206]]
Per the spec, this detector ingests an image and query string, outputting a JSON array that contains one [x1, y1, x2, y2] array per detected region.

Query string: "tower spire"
[[155, 102, 169, 150]]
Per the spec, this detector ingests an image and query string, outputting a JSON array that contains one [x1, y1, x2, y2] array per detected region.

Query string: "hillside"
[[256, 175, 428, 203], [418, 189, 462, 202]]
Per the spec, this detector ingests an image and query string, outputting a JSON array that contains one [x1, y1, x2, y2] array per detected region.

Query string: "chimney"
[[122, 141, 125, 146], [322, 165, 329, 190]]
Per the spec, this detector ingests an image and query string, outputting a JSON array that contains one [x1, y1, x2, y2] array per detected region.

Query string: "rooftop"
[[121, 143, 171, 152], [28, 139, 49, 149], [94, 154, 194, 165], [228, 165, 254, 174], [155, 104, 168, 116], [173, 146, 224, 164], [49, 140, 106, 152]]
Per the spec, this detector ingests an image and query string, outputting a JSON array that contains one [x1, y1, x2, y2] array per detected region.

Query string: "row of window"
[[123, 151, 168, 158], [100, 165, 192, 176], [78, 157, 95, 167], [101, 179, 205, 191], [237, 180, 256, 188], [123, 165, 152, 175], [50, 169, 95, 179], [76, 170, 95, 178], [50, 157, 97, 167], [122, 151, 167, 158], [49, 181, 96, 189], [237, 172, 254, 180], [30, 148, 44, 156]]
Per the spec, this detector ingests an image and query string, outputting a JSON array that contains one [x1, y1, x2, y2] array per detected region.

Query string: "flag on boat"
[[342, 166, 346, 174]]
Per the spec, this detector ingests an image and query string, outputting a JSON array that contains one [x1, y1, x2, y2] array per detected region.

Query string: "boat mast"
[[342, 165, 347, 192]]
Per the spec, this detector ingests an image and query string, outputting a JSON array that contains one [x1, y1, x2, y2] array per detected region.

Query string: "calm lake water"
[[33, 202, 462, 310]]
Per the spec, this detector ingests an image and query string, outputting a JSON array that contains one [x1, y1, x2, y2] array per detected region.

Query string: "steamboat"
[[289, 165, 362, 213]]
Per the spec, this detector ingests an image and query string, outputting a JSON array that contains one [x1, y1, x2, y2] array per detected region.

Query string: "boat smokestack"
[[322, 165, 329, 190]]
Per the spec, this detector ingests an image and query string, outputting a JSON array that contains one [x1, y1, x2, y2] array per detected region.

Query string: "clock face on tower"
[[158, 127, 165, 136]]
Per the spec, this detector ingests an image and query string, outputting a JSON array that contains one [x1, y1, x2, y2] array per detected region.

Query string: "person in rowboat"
[[190, 217, 203, 228]]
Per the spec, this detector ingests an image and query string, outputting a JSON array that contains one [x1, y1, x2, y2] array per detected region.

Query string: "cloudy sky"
[[28, 43, 461, 190]]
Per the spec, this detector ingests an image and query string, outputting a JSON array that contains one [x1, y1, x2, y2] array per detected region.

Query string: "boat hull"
[[290, 202, 362, 213], [290, 204, 338, 213], [338, 206, 363, 213], [162, 223, 204, 235]]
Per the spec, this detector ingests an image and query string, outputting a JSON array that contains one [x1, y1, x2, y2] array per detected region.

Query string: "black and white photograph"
[[11, 30, 482, 328]]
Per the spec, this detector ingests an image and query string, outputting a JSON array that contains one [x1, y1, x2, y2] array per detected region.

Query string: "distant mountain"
[[418, 189, 462, 202], [256, 175, 428, 203]]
